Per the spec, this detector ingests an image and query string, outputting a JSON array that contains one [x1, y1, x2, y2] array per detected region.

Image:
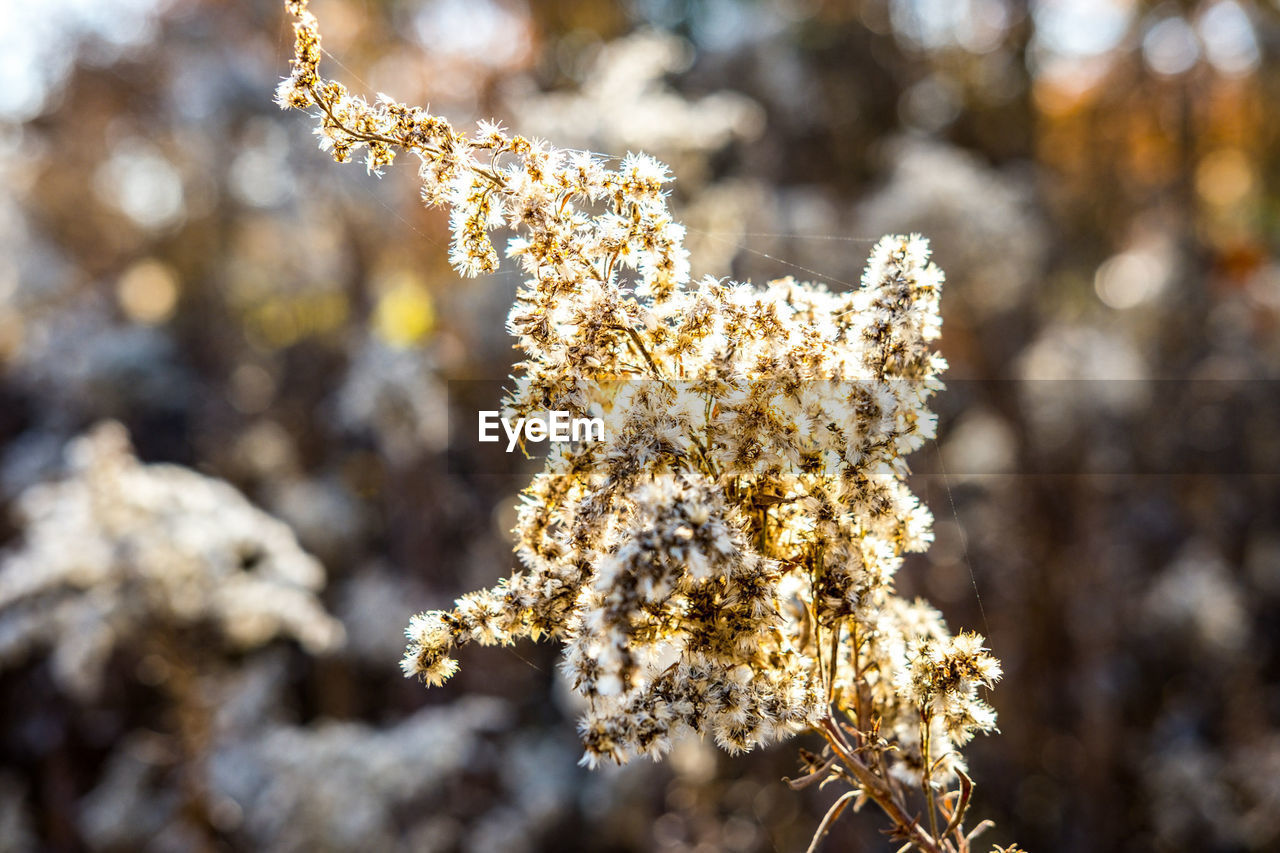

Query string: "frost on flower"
[[0, 421, 343, 698], [279, 0, 1004, 846]]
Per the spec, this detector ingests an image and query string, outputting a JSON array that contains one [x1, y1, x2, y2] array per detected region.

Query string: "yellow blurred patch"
[[373, 274, 435, 347], [246, 290, 349, 350], [1196, 148, 1254, 209]]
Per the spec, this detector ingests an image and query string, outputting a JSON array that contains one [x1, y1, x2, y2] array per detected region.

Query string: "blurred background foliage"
[[0, 0, 1278, 851]]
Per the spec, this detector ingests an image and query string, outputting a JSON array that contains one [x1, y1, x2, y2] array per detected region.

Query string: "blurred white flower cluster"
[[0, 421, 343, 698], [858, 137, 1046, 317], [202, 698, 540, 853], [71, 648, 574, 853], [506, 29, 764, 163], [335, 336, 449, 464]]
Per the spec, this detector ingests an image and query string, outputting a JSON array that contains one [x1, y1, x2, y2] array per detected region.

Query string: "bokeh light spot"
[[1095, 245, 1171, 310], [1142, 16, 1200, 76], [1196, 148, 1254, 209], [116, 259, 180, 325], [1198, 1, 1260, 76]]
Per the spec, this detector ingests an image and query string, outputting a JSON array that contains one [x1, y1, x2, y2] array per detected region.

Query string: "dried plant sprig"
[[279, 2, 1009, 849]]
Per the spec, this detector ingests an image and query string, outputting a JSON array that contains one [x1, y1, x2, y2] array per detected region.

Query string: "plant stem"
[[818, 716, 943, 853]]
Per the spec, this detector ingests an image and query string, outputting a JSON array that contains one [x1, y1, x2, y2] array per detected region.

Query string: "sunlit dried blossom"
[[280, 2, 1005, 847], [0, 422, 343, 698]]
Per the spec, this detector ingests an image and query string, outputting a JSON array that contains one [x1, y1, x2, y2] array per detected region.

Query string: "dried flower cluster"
[[0, 422, 343, 699], [280, 1, 1004, 847]]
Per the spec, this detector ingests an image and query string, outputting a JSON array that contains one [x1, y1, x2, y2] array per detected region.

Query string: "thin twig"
[[805, 790, 859, 853], [783, 755, 838, 791], [308, 86, 506, 187], [623, 326, 662, 379], [818, 717, 943, 853]]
